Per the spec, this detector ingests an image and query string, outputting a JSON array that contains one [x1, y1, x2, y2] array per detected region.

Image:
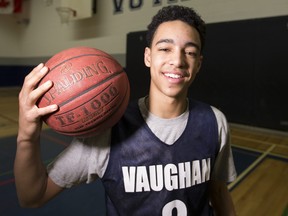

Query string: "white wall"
[[0, 15, 21, 56], [0, 0, 287, 66]]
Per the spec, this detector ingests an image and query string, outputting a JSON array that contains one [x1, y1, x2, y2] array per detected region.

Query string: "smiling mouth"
[[164, 73, 184, 79]]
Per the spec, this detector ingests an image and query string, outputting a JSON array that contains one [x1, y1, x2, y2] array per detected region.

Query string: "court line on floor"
[[228, 144, 276, 190], [232, 134, 288, 148], [231, 143, 264, 154], [0, 130, 69, 187], [232, 142, 288, 160], [0, 113, 18, 124], [0, 159, 54, 186], [41, 130, 70, 147], [0, 178, 15, 186]]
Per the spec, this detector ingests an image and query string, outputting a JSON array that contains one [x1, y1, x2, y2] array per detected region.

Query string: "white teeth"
[[165, 73, 182, 79]]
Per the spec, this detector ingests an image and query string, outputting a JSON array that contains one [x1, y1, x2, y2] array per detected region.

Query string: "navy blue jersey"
[[101, 99, 219, 216]]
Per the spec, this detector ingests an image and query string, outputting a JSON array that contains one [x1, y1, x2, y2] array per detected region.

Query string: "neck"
[[146, 95, 188, 119]]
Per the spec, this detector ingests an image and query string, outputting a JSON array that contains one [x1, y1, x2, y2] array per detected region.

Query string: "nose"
[[170, 50, 186, 68]]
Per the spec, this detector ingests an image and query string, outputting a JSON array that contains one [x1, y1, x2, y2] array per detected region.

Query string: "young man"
[[15, 5, 237, 216]]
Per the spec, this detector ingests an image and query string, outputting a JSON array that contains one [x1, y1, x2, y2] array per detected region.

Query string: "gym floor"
[[0, 87, 287, 216]]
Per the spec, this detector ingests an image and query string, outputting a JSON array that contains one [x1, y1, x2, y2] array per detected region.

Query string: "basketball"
[[37, 46, 130, 137]]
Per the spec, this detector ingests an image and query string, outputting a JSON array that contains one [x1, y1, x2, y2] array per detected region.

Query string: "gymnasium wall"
[[0, 0, 287, 60], [0, 0, 287, 130], [125, 15, 288, 132]]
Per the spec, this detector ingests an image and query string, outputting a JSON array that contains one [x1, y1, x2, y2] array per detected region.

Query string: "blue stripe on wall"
[[0, 66, 34, 86]]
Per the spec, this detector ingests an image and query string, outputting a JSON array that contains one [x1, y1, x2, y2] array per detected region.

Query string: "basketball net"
[[56, 7, 76, 24]]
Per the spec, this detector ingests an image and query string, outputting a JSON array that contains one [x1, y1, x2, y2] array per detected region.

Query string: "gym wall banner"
[[0, 0, 22, 14], [113, 0, 191, 13]]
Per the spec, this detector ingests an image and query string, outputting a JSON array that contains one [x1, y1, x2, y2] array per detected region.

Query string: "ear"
[[144, 47, 151, 67]]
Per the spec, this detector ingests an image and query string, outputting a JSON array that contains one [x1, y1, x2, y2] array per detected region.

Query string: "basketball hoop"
[[56, 7, 76, 24]]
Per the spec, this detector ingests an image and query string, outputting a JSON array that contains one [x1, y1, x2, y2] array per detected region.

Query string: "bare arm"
[[208, 180, 237, 216], [14, 63, 63, 207]]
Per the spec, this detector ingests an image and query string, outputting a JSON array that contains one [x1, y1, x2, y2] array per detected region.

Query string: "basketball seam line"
[[55, 78, 129, 135], [55, 83, 113, 117], [57, 69, 125, 108], [48, 53, 117, 72]]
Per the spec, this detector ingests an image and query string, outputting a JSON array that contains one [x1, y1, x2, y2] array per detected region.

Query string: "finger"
[[25, 63, 44, 79], [29, 80, 53, 106], [22, 64, 49, 95], [37, 104, 58, 117], [20, 65, 50, 103], [19, 63, 43, 98]]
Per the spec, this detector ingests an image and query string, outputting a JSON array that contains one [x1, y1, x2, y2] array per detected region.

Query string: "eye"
[[159, 47, 170, 52], [185, 50, 198, 58]]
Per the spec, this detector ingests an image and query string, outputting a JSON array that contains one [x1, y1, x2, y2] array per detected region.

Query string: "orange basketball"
[[37, 47, 130, 137]]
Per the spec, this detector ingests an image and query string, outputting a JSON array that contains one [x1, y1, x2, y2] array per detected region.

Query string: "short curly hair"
[[146, 5, 206, 53]]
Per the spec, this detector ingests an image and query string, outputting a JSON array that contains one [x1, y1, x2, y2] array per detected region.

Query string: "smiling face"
[[144, 20, 203, 101]]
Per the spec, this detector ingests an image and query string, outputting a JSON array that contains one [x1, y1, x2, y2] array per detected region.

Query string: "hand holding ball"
[[37, 47, 130, 137]]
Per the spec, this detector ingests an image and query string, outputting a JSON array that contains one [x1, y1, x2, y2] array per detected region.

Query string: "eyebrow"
[[155, 39, 200, 51]]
